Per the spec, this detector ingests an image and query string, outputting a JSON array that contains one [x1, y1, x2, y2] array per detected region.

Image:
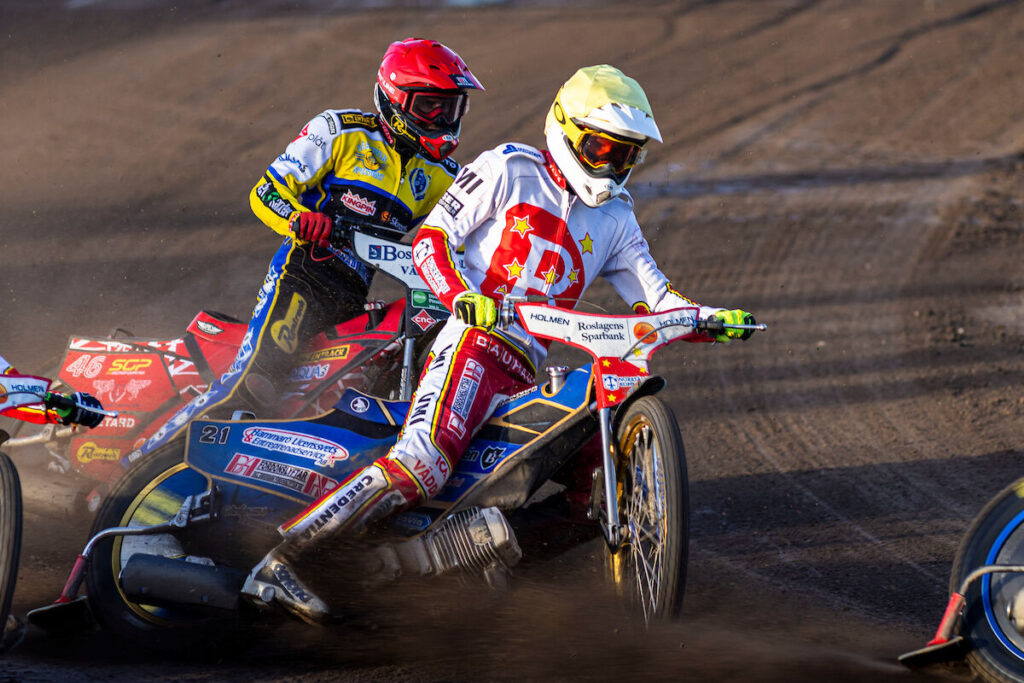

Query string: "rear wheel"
[[0, 452, 23, 643], [606, 396, 689, 624], [84, 439, 239, 650], [953, 477, 1024, 683]]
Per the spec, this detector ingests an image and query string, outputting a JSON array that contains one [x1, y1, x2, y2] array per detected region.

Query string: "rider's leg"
[[244, 322, 534, 623], [130, 241, 365, 459]]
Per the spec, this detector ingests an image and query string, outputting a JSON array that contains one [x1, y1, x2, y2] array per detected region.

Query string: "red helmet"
[[374, 38, 483, 161]]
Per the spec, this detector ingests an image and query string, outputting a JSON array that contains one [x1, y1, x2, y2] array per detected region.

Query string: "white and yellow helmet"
[[544, 65, 661, 207]]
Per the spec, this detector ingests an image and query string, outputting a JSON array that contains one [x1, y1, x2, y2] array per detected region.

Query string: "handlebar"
[[42, 392, 118, 419], [329, 215, 409, 247], [499, 296, 768, 335], [695, 318, 768, 334]]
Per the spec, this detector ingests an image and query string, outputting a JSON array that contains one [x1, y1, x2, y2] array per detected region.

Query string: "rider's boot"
[[241, 460, 423, 624]]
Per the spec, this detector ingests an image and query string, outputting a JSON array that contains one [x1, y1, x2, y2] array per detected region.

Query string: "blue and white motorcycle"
[[23, 231, 764, 650]]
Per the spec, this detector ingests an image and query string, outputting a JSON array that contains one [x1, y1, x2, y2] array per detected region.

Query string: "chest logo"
[[355, 142, 387, 180], [409, 168, 429, 201], [479, 203, 586, 302]]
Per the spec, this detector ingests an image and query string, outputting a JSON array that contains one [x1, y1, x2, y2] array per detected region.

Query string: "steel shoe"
[[241, 550, 330, 625]]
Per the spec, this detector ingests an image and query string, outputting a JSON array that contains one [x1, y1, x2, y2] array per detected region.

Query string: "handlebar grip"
[[44, 392, 75, 412], [697, 318, 725, 334], [328, 223, 351, 248]]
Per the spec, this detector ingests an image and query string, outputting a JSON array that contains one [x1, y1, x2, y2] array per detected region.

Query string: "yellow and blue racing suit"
[[133, 109, 460, 457]]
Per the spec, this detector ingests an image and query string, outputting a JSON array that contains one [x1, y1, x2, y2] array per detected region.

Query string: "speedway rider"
[[243, 64, 758, 623], [129, 38, 483, 458], [0, 353, 105, 428]]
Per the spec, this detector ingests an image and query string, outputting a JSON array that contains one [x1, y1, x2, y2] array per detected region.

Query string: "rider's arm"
[[249, 110, 343, 237], [413, 151, 509, 311]]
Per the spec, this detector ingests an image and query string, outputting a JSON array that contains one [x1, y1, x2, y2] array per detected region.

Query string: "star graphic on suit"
[[579, 232, 594, 255], [505, 258, 525, 279], [510, 215, 533, 237]]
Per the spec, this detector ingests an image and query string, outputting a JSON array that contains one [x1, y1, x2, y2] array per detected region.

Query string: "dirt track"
[[1, 0, 1023, 680]]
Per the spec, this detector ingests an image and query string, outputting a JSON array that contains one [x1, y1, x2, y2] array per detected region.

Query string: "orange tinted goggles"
[[563, 116, 647, 175], [578, 132, 645, 174]]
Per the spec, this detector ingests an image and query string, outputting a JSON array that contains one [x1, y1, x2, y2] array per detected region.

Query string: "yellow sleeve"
[[250, 174, 303, 238]]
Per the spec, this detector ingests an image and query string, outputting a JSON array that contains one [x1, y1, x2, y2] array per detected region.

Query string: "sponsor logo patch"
[[271, 293, 307, 353], [341, 189, 376, 216], [409, 167, 429, 200], [241, 427, 349, 467], [439, 193, 463, 217]]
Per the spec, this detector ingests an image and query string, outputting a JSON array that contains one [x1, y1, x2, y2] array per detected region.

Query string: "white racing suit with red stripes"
[[252, 143, 726, 618]]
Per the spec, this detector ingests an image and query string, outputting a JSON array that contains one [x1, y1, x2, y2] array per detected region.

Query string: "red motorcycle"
[[3, 229, 448, 513]]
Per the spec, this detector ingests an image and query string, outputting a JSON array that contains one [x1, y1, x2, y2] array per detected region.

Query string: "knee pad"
[[386, 433, 452, 499]]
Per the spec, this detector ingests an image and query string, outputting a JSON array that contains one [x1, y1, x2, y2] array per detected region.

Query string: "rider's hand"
[[46, 392, 105, 428], [711, 309, 757, 342], [452, 291, 497, 330], [288, 211, 333, 246]]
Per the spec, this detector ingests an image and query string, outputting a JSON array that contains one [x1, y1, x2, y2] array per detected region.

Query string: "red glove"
[[288, 212, 333, 246]]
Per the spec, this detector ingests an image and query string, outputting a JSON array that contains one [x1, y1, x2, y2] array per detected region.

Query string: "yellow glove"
[[711, 309, 757, 342], [452, 291, 497, 330]]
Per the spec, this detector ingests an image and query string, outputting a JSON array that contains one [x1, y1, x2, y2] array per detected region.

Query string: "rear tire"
[[952, 477, 1024, 682], [84, 439, 244, 652], [606, 396, 689, 624]]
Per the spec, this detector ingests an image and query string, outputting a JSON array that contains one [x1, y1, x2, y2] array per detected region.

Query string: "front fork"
[[596, 407, 624, 550]]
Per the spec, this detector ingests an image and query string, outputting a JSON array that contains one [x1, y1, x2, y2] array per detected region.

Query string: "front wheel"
[[0, 452, 23, 648], [953, 477, 1024, 683], [607, 396, 689, 624]]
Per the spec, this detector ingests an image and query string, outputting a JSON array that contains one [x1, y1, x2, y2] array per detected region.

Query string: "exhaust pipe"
[[119, 554, 246, 612]]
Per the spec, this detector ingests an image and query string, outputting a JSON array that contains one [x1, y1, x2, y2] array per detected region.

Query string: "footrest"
[[898, 636, 968, 668], [26, 596, 94, 635]]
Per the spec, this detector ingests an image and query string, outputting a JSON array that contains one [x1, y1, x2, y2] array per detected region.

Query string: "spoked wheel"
[[84, 439, 236, 650], [0, 451, 24, 651], [952, 477, 1024, 683], [607, 395, 689, 624]]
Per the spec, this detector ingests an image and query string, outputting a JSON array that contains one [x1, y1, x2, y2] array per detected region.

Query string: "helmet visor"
[[406, 91, 468, 131], [577, 131, 645, 175]]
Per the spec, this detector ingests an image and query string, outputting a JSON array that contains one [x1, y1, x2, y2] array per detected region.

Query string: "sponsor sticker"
[[225, 452, 339, 499], [75, 441, 121, 464], [241, 426, 349, 467], [288, 363, 329, 382], [303, 345, 349, 362], [411, 309, 437, 331], [633, 321, 658, 343], [196, 320, 223, 335]]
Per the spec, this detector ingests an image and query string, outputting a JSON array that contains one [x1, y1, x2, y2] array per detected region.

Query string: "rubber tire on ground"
[[0, 452, 23, 638], [607, 395, 689, 623], [952, 476, 1024, 683], [84, 439, 245, 652]]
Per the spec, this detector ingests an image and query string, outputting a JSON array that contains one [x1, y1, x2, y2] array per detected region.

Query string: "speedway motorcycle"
[[1, 226, 449, 513], [901, 480, 1024, 682], [17, 296, 764, 650]]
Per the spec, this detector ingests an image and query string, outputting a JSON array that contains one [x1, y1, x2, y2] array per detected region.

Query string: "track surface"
[[1, 1, 1023, 680]]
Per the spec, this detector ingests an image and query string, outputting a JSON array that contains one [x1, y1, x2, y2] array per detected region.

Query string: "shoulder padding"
[[493, 142, 545, 165]]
